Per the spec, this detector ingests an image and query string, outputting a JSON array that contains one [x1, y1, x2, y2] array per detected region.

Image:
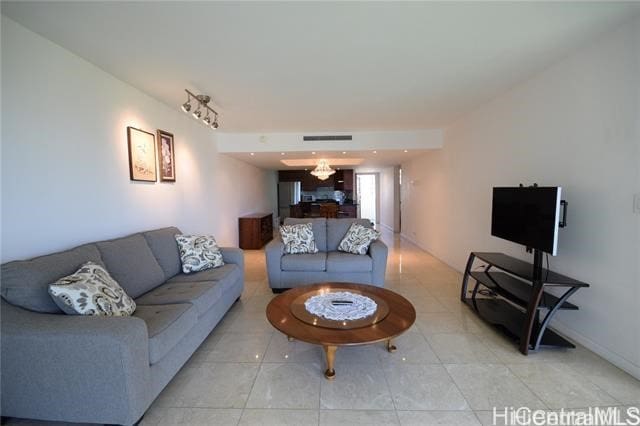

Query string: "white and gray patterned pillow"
[[48, 261, 136, 316], [175, 234, 224, 273], [280, 223, 319, 254], [338, 223, 381, 255]]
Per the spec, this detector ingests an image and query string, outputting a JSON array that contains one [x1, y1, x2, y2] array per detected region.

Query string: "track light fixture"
[[181, 89, 220, 130]]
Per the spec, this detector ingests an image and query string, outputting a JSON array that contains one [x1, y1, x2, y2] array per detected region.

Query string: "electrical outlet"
[[634, 194, 640, 214]]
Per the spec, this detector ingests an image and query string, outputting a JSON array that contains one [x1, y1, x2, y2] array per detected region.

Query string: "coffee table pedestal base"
[[386, 339, 396, 353], [323, 345, 337, 380]]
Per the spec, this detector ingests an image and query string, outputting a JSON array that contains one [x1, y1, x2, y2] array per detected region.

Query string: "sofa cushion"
[[175, 235, 224, 274], [338, 223, 381, 255], [284, 218, 327, 252], [326, 219, 372, 252], [142, 227, 182, 279], [49, 261, 136, 316], [135, 281, 222, 317], [281, 253, 327, 272], [279, 223, 318, 254], [326, 252, 373, 273], [134, 303, 197, 364], [167, 264, 241, 293], [96, 234, 166, 298], [1, 243, 102, 313]]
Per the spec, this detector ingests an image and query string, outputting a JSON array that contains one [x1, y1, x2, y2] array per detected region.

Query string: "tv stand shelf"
[[461, 252, 589, 354]]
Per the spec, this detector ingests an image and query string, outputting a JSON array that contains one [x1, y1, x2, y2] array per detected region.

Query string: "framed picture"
[[127, 126, 157, 182], [157, 129, 176, 182]]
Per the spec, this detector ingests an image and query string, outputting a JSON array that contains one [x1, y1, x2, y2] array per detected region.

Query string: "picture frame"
[[157, 129, 176, 182], [127, 126, 157, 182]]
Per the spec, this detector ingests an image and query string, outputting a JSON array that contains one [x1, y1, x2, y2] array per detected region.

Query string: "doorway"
[[356, 174, 377, 224]]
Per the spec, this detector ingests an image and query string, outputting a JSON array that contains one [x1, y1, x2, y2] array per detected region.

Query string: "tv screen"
[[491, 187, 562, 255]]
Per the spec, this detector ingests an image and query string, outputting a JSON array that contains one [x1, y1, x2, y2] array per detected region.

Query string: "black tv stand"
[[461, 251, 589, 354]]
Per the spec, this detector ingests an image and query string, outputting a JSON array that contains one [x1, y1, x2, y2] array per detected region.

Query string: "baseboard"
[[399, 232, 640, 380], [550, 320, 640, 380], [379, 223, 395, 233], [400, 233, 421, 247]]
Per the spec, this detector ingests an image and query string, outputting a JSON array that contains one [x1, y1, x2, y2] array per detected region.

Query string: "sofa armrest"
[[369, 239, 388, 286], [265, 237, 284, 288], [1, 301, 150, 425], [220, 247, 244, 268], [219, 247, 245, 293]]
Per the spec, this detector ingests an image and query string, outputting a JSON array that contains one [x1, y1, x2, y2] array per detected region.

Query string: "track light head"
[[192, 108, 202, 119], [181, 93, 192, 113], [212, 115, 219, 129], [203, 114, 211, 125]]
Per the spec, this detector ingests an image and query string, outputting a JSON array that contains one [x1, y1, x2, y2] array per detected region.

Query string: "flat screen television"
[[491, 186, 562, 256]]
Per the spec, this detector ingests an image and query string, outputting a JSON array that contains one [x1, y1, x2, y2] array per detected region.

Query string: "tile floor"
[[6, 232, 640, 425]]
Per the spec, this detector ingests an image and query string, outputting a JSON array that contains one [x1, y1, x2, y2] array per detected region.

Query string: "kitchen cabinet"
[[338, 204, 357, 218], [301, 173, 317, 191], [334, 169, 354, 191], [278, 170, 304, 182], [279, 169, 349, 191], [342, 169, 354, 191]]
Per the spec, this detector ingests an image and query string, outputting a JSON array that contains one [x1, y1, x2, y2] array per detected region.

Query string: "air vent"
[[303, 135, 352, 141]]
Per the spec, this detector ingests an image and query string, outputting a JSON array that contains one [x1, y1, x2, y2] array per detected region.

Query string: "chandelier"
[[310, 159, 336, 181]]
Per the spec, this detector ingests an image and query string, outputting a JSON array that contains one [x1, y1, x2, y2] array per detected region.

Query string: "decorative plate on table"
[[290, 287, 390, 330]]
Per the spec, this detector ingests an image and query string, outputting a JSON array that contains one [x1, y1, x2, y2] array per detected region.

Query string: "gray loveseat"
[[0, 227, 243, 425], [266, 218, 388, 291]]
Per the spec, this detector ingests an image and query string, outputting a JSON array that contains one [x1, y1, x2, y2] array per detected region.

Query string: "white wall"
[[1, 16, 277, 262], [379, 166, 401, 232], [402, 18, 640, 377]]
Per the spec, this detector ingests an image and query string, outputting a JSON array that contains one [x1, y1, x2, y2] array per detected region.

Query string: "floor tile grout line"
[[440, 359, 475, 412], [558, 359, 629, 406], [238, 292, 274, 421], [515, 360, 627, 408], [379, 347, 403, 425]]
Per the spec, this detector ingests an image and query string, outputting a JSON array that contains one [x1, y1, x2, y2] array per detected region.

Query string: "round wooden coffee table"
[[266, 282, 416, 379]]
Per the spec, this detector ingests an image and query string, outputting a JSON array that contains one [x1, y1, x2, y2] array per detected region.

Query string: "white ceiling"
[[224, 149, 428, 170], [3, 2, 639, 132]]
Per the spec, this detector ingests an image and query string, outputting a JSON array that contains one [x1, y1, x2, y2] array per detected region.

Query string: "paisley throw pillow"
[[48, 261, 136, 316], [175, 234, 224, 273], [338, 223, 381, 255], [280, 223, 319, 254]]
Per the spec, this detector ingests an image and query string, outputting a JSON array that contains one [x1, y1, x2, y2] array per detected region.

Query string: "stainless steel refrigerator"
[[278, 181, 301, 221]]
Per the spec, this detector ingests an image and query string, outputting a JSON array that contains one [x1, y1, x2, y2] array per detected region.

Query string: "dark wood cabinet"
[[334, 170, 344, 190], [337, 204, 357, 218], [342, 169, 354, 191], [279, 169, 352, 191], [278, 170, 303, 182], [320, 174, 335, 188], [301, 173, 317, 191], [239, 213, 273, 249], [334, 169, 354, 191]]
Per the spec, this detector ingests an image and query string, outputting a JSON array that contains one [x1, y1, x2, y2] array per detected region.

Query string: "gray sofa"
[[266, 218, 388, 290], [0, 227, 243, 425]]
